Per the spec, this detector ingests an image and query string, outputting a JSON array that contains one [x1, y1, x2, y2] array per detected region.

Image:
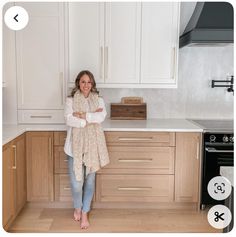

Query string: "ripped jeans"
[[67, 155, 96, 213]]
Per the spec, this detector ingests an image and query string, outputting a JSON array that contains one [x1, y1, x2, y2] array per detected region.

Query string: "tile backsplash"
[[100, 45, 234, 119]]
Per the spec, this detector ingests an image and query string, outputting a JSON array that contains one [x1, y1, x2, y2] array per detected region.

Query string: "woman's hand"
[[95, 108, 103, 112], [73, 108, 102, 121], [73, 112, 86, 119]]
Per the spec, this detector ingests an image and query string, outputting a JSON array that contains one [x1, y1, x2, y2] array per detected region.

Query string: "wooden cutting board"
[[121, 97, 143, 104], [110, 103, 147, 120]]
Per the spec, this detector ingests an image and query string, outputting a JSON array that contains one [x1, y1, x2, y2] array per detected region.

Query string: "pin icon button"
[[4, 6, 29, 31]]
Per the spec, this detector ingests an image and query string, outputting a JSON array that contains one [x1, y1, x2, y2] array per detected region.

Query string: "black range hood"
[[179, 2, 234, 48]]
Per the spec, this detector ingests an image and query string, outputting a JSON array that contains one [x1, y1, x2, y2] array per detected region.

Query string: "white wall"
[[99, 44, 234, 119], [2, 2, 18, 125]]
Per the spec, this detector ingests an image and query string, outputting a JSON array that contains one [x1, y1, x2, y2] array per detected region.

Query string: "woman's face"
[[79, 74, 92, 97]]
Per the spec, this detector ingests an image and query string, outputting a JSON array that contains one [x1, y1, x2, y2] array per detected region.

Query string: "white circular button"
[[4, 6, 29, 31], [207, 176, 232, 200], [207, 205, 232, 229]]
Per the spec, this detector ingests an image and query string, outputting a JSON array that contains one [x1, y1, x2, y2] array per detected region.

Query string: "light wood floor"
[[9, 205, 221, 233]]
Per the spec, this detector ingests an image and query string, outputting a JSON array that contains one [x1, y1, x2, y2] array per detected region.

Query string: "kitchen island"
[[2, 119, 203, 231]]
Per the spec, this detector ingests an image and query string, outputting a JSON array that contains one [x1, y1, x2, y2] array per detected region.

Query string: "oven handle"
[[205, 147, 234, 153]]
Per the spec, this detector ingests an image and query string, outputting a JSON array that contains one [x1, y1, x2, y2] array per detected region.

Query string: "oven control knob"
[[229, 136, 234, 143], [209, 135, 216, 142], [223, 135, 229, 143]]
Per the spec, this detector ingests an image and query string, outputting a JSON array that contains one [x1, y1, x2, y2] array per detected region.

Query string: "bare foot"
[[80, 211, 90, 229], [74, 208, 81, 221]]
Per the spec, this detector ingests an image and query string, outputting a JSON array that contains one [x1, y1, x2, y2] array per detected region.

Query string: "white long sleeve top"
[[64, 96, 107, 157]]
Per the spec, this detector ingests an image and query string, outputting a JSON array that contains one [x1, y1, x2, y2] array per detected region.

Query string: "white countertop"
[[2, 119, 203, 146]]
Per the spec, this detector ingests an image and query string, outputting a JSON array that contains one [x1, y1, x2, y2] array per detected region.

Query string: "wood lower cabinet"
[[96, 131, 176, 206], [2, 142, 15, 230], [53, 131, 71, 202], [2, 134, 26, 231], [175, 133, 201, 203], [3, 130, 201, 225], [96, 174, 174, 202], [13, 134, 27, 215], [26, 132, 54, 201]]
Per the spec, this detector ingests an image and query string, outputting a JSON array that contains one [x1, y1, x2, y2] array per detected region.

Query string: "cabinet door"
[[26, 132, 54, 201], [104, 3, 141, 84], [141, 2, 179, 86], [16, 3, 65, 109], [2, 143, 14, 230], [68, 2, 104, 84], [12, 134, 26, 215], [175, 133, 201, 202]]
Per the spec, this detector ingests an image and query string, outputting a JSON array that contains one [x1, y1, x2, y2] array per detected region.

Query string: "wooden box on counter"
[[110, 103, 147, 120]]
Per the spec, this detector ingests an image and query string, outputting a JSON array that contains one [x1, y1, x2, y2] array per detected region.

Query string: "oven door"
[[205, 144, 234, 166], [201, 143, 234, 207]]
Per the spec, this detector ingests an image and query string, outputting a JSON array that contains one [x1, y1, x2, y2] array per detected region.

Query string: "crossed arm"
[[73, 108, 103, 120], [64, 97, 107, 128]]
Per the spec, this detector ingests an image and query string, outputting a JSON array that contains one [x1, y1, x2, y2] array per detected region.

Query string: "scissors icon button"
[[214, 211, 224, 222], [208, 205, 232, 229]]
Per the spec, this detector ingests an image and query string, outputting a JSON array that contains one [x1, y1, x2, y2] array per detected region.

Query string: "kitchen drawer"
[[18, 110, 64, 124], [54, 132, 67, 146], [54, 174, 72, 201], [100, 146, 175, 174], [105, 131, 175, 146], [96, 174, 174, 202], [54, 146, 69, 173]]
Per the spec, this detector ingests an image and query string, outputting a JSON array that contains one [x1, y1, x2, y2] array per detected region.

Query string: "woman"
[[64, 70, 109, 229]]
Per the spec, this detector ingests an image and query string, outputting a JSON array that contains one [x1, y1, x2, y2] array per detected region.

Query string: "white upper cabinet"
[[68, 2, 140, 86], [68, 3, 104, 84], [141, 2, 179, 87], [103, 3, 141, 85], [16, 3, 65, 110], [68, 2, 179, 88]]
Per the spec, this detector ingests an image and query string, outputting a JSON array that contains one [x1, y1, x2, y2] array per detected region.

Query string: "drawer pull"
[[63, 159, 68, 162], [12, 145, 17, 169], [118, 159, 152, 163], [118, 137, 153, 141], [30, 115, 52, 118], [118, 187, 152, 191], [63, 187, 71, 190]]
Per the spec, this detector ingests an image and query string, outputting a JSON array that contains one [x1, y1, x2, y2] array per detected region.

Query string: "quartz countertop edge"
[[2, 119, 203, 146]]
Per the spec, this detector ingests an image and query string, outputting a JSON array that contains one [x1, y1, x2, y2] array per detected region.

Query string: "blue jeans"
[[67, 155, 96, 213]]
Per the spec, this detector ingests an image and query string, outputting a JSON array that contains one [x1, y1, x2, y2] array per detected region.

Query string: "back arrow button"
[[13, 14, 18, 22]]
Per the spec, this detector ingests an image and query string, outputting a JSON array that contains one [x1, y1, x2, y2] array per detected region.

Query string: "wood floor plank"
[[8, 206, 222, 233]]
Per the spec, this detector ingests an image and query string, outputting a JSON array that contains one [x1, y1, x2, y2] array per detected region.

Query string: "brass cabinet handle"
[[196, 137, 200, 160], [30, 115, 52, 118], [12, 145, 17, 169], [63, 187, 71, 190], [48, 137, 52, 159], [60, 72, 64, 105], [118, 187, 152, 191], [104, 46, 108, 80], [118, 137, 153, 141], [118, 159, 152, 163], [172, 47, 176, 79], [100, 47, 104, 79]]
